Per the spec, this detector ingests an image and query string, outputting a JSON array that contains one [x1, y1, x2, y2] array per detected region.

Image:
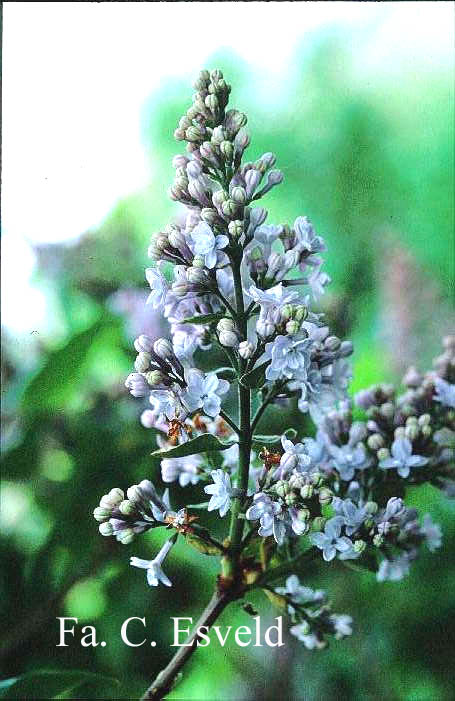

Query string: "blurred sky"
[[2, 1, 453, 333]]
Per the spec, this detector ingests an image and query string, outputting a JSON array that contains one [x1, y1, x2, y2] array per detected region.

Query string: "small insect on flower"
[[259, 447, 282, 470]]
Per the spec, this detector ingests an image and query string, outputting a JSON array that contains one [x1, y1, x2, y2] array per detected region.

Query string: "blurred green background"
[[2, 13, 454, 701]]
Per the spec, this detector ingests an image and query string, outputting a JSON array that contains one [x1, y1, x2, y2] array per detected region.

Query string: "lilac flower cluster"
[[94, 70, 453, 675]]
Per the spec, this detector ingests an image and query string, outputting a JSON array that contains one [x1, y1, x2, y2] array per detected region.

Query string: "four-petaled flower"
[[329, 443, 369, 481], [310, 516, 353, 561], [245, 493, 284, 544], [189, 222, 229, 269], [379, 438, 428, 478], [279, 436, 311, 475], [204, 469, 233, 517], [264, 335, 313, 382], [181, 369, 229, 417]]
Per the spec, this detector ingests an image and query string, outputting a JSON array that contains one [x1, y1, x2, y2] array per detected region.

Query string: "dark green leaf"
[[151, 434, 236, 461], [182, 313, 225, 325], [0, 670, 120, 699], [214, 367, 237, 381], [239, 360, 270, 388]]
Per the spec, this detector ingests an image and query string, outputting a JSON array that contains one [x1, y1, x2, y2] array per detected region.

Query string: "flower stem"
[[140, 590, 232, 700]]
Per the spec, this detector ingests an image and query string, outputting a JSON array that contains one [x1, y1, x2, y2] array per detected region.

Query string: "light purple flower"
[[146, 264, 169, 309], [293, 216, 326, 256], [246, 492, 284, 544], [379, 438, 428, 478], [310, 516, 353, 561], [130, 537, 176, 587], [264, 335, 313, 382], [161, 454, 202, 487], [333, 498, 368, 536], [279, 436, 311, 475], [204, 469, 233, 517], [275, 575, 325, 605], [433, 377, 455, 408], [376, 552, 412, 582], [189, 222, 228, 269], [180, 369, 229, 417], [422, 514, 442, 552], [329, 443, 369, 481]]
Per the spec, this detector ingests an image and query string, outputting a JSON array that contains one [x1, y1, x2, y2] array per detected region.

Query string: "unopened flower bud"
[[99, 521, 114, 536], [217, 318, 235, 333], [353, 539, 366, 554], [228, 220, 244, 237], [117, 528, 135, 545], [418, 414, 431, 427], [405, 424, 419, 441], [119, 499, 136, 516], [300, 484, 314, 499], [93, 506, 111, 522], [394, 427, 406, 440], [339, 341, 354, 357], [153, 338, 173, 360], [310, 472, 324, 486], [200, 208, 218, 225], [186, 125, 206, 142], [324, 335, 341, 352], [256, 152, 276, 173], [220, 141, 234, 161], [145, 370, 166, 386], [421, 425, 432, 438], [367, 433, 384, 451], [174, 127, 186, 141], [219, 331, 239, 348], [365, 501, 378, 515], [134, 352, 151, 373], [172, 154, 189, 169], [221, 199, 237, 217], [286, 320, 300, 335], [373, 534, 384, 547], [212, 190, 228, 207], [205, 94, 219, 114], [234, 128, 250, 155], [211, 126, 227, 145], [231, 186, 247, 205], [224, 109, 247, 137], [380, 402, 395, 421], [377, 447, 390, 461], [238, 340, 254, 359], [256, 319, 275, 338], [318, 487, 333, 505]]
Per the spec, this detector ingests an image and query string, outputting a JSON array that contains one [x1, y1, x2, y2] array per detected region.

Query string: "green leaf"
[[252, 434, 282, 447], [239, 360, 270, 388], [0, 670, 120, 699], [186, 501, 210, 509], [214, 367, 237, 381], [151, 434, 236, 461], [182, 313, 225, 325], [185, 533, 223, 556]]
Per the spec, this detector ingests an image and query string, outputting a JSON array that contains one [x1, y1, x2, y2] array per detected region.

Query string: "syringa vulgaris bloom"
[[92, 70, 453, 700]]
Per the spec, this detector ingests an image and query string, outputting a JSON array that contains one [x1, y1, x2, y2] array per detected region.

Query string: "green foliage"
[[150, 434, 236, 461]]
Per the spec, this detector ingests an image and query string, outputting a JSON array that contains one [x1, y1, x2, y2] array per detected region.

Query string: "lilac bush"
[[93, 70, 454, 700]]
